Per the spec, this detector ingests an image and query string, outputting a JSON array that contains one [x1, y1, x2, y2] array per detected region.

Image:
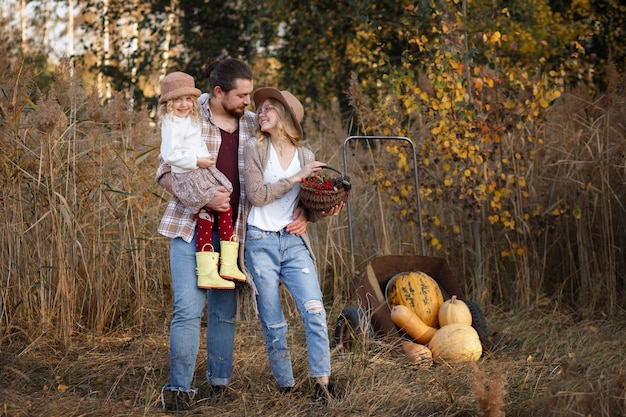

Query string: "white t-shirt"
[[247, 144, 301, 232]]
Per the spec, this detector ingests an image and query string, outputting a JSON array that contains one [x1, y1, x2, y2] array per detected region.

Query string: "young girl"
[[243, 87, 336, 401], [158, 71, 245, 289]]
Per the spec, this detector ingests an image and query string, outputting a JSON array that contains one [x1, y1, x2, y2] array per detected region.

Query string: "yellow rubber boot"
[[196, 246, 235, 289], [219, 239, 246, 282]]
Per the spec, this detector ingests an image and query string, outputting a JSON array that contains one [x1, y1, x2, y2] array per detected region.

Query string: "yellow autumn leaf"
[[57, 384, 69, 393], [489, 31, 501, 45]]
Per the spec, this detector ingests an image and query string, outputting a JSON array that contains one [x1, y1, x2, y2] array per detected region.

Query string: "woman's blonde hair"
[[157, 96, 202, 125], [253, 98, 302, 145]]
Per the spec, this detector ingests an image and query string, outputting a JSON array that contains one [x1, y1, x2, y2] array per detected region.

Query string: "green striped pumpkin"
[[386, 271, 444, 328]]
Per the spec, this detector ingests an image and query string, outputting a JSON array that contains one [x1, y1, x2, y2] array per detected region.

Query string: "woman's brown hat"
[[159, 72, 201, 104], [253, 87, 304, 137]]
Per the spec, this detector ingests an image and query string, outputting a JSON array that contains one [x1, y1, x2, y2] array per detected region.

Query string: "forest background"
[[1, 1, 625, 416]]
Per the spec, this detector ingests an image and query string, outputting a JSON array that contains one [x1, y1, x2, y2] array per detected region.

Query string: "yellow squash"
[[386, 271, 444, 327]]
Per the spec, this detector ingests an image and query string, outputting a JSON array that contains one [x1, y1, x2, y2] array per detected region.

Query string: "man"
[[156, 58, 307, 411]]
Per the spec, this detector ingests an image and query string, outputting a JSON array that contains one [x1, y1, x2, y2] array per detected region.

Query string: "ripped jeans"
[[244, 225, 331, 388]]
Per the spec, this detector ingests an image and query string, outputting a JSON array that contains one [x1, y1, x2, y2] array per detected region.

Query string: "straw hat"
[[159, 72, 201, 104], [253, 88, 304, 137]]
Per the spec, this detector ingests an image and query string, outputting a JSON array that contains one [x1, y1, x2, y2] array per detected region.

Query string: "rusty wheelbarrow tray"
[[333, 136, 487, 349]]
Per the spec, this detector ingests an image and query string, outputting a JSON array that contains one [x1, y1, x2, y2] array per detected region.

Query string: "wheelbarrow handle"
[[341, 136, 426, 275]]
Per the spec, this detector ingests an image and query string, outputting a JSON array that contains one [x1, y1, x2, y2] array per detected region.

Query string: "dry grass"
[[1, 308, 625, 416], [1, 53, 625, 416]]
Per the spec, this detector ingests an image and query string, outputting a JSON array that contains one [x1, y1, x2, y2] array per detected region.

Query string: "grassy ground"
[[1, 303, 624, 417]]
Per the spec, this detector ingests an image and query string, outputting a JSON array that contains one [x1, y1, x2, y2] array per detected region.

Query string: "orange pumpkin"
[[428, 323, 482, 364], [438, 295, 472, 326], [386, 271, 444, 327]]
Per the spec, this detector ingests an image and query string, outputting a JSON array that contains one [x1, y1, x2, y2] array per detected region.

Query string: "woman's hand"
[[290, 161, 326, 185], [321, 201, 345, 217]]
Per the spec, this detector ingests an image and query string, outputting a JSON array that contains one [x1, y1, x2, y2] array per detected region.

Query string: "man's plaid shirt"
[[157, 98, 257, 243]]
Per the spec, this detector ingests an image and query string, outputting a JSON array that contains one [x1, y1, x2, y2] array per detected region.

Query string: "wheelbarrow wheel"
[[333, 306, 372, 351], [465, 300, 490, 351]]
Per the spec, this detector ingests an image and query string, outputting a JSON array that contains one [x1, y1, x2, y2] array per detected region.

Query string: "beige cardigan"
[[242, 136, 318, 266]]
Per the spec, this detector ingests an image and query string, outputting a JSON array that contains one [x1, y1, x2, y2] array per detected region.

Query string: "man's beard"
[[225, 103, 245, 119]]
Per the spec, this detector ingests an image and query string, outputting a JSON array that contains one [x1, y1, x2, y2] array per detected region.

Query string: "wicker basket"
[[299, 166, 351, 214]]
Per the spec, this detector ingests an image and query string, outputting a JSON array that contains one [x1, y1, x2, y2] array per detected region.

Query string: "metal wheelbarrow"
[[332, 136, 488, 350]]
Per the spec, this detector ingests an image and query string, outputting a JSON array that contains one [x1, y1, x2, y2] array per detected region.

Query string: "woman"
[[242, 87, 336, 401]]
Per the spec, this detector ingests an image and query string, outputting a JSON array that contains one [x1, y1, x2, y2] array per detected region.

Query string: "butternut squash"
[[401, 340, 433, 367], [390, 304, 437, 344]]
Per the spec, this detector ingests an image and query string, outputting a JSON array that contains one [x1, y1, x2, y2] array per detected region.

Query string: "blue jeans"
[[244, 225, 331, 388], [162, 232, 237, 395]]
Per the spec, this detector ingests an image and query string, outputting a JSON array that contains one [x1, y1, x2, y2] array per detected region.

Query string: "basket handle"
[[320, 166, 345, 176]]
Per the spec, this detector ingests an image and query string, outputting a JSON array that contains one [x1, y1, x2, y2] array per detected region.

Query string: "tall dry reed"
[[0, 58, 169, 345]]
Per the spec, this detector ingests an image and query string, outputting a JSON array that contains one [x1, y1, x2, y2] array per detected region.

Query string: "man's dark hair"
[[203, 58, 253, 92]]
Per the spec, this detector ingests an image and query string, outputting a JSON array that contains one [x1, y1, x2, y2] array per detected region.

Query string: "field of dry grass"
[[1, 57, 625, 416], [1, 305, 625, 416]]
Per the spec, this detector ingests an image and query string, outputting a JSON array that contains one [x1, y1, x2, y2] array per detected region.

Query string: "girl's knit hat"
[[159, 72, 201, 104]]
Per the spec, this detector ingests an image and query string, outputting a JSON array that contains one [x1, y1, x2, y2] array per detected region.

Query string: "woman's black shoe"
[[314, 381, 335, 404]]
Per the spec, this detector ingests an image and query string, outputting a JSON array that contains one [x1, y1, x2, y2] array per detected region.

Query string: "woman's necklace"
[[274, 137, 290, 157]]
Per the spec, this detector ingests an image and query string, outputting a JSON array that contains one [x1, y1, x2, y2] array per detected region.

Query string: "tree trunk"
[[97, 0, 112, 99], [19, 0, 28, 54], [160, 0, 179, 79]]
